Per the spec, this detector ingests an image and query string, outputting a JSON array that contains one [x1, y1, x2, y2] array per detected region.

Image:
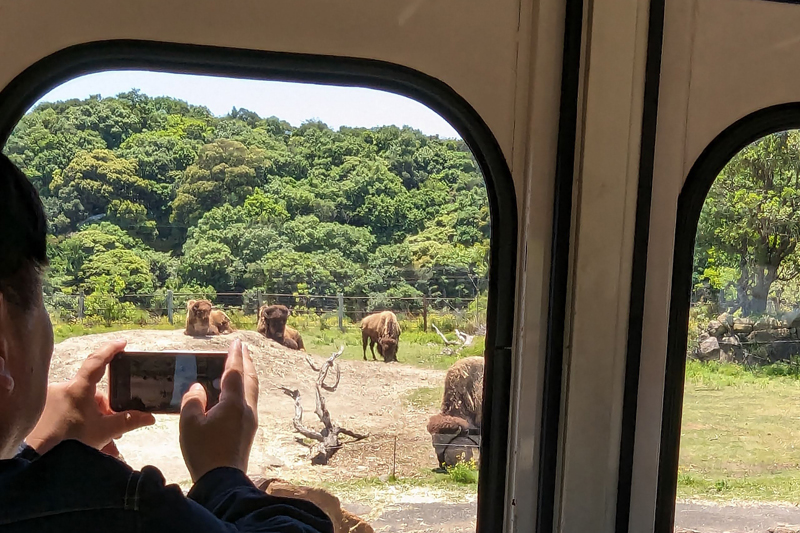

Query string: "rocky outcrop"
[[693, 311, 800, 363]]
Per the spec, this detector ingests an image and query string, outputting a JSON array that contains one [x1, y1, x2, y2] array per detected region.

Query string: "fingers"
[[76, 340, 127, 387], [220, 339, 244, 404], [180, 383, 208, 425], [242, 343, 259, 414], [97, 410, 155, 442]]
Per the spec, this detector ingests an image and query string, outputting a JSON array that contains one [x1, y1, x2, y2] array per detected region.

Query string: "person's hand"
[[180, 338, 258, 482], [26, 340, 155, 455]]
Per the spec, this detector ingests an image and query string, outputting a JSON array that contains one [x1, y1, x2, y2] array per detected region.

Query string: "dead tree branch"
[[282, 346, 368, 465], [432, 322, 459, 345], [305, 347, 343, 392]]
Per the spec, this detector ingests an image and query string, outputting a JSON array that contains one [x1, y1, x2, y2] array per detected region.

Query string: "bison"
[[257, 304, 305, 351], [427, 356, 484, 468], [359, 310, 401, 362], [184, 299, 233, 336]]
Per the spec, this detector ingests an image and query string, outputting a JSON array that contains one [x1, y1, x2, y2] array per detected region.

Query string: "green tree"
[[696, 130, 800, 315]]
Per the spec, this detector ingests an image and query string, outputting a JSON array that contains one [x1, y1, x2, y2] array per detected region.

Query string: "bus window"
[[2, 70, 495, 533], [675, 130, 800, 531]]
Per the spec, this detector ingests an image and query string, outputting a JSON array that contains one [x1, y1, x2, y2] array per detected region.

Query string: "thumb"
[[98, 410, 156, 441], [180, 383, 208, 426]]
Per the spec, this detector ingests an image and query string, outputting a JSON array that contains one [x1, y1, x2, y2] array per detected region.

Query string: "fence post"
[[167, 290, 174, 325], [423, 295, 428, 332], [78, 291, 85, 320], [257, 289, 263, 310], [338, 293, 345, 332]]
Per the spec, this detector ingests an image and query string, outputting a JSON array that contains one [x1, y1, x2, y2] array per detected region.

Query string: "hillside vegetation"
[[3, 91, 489, 311]]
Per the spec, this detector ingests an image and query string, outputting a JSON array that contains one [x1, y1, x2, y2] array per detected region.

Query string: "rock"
[[748, 330, 777, 343], [719, 336, 743, 363], [697, 336, 720, 361], [732, 317, 754, 335], [717, 312, 734, 328], [786, 308, 800, 327], [753, 317, 777, 331], [675, 528, 700, 533], [706, 320, 727, 337]]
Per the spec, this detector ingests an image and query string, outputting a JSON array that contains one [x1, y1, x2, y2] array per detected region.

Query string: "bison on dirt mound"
[[184, 300, 233, 336], [257, 304, 305, 351], [427, 356, 484, 468], [359, 310, 401, 362]]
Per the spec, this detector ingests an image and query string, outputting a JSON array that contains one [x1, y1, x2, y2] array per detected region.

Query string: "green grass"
[[303, 469, 478, 504], [52, 318, 181, 343], [405, 386, 445, 410], [447, 458, 479, 484], [678, 359, 800, 502]]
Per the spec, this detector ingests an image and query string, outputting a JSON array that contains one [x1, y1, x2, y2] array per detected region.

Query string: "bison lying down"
[[427, 356, 484, 468], [359, 310, 401, 362], [184, 299, 235, 336], [257, 304, 305, 351]]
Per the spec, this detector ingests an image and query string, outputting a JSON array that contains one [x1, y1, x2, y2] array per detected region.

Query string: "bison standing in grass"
[[427, 356, 484, 468], [359, 310, 401, 362], [257, 304, 305, 351]]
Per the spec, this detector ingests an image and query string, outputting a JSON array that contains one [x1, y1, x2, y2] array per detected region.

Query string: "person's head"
[[0, 154, 53, 458]]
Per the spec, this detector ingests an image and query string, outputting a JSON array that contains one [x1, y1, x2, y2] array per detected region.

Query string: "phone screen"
[[109, 351, 227, 414]]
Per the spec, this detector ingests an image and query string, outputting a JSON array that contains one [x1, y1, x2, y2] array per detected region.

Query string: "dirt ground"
[[50, 329, 461, 488]]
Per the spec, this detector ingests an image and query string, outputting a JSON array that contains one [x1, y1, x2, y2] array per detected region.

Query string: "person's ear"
[[0, 294, 15, 395]]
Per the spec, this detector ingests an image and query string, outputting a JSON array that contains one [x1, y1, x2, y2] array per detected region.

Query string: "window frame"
[[0, 39, 519, 532]]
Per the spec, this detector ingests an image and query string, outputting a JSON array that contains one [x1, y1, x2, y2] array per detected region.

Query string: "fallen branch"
[[305, 346, 343, 392], [455, 329, 475, 346], [282, 346, 368, 465], [432, 322, 459, 345]]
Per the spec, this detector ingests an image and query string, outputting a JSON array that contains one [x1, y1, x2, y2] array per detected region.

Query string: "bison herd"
[[184, 300, 400, 361], [183, 299, 482, 468]]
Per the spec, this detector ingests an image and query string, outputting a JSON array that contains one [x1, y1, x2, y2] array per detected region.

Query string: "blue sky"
[[36, 70, 461, 139]]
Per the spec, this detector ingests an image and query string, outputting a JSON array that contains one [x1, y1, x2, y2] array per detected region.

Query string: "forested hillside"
[[3, 91, 489, 306]]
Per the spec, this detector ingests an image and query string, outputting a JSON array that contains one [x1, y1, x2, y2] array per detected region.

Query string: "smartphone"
[[109, 351, 227, 414]]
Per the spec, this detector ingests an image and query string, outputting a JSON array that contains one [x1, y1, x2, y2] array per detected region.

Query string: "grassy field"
[[678, 359, 800, 502]]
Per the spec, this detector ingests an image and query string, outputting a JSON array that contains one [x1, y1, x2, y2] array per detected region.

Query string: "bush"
[[446, 457, 478, 484]]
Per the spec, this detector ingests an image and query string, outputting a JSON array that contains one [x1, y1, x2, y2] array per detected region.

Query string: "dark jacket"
[[0, 440, 333, 532]]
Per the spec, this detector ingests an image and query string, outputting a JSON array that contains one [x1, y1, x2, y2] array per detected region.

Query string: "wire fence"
[[45, 290, 487, 334]]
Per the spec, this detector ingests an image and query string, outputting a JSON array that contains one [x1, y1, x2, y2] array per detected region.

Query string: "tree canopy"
[[695, 130, 800, 316], [4, 90, 490, 302]]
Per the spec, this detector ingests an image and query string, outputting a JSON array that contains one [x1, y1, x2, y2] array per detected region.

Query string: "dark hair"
[[0, 154, 48, 310]]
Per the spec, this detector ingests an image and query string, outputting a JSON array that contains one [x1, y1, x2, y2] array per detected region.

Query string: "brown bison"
[[184, 299, 234, 336], [427, 356, 484, 467], [257, 304, 305, 351], [359, 310, 401, 362], [253, 478, 373, 533]]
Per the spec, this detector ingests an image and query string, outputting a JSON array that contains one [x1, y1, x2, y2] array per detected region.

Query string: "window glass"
[[676, 130, 800, 530], [3, 70, 491, 533]]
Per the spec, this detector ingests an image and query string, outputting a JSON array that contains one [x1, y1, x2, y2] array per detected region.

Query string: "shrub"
[[447, 457, 479, 484]]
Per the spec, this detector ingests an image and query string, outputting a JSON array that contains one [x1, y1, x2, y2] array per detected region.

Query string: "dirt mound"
[[50, 329, 446, 487]]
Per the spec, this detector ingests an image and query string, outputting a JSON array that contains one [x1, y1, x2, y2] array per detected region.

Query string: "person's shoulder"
[[31, 440, 135, 481]]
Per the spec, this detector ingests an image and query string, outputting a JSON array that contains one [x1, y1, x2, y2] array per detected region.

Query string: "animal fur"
[[359, 310, 401, 362], [210, 309, 235, 334], [253, 478, 374, 533], [440, 356, 484, 429], [257, 304, 305, 351], [184, 300, 217, 336], [426, 413, 472, 435]]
